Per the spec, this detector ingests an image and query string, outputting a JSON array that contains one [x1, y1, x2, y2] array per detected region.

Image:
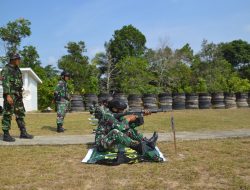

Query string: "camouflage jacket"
[[95, 109, 130, 138], [54, 79, 70, 102], [1, 63, 23, 95]]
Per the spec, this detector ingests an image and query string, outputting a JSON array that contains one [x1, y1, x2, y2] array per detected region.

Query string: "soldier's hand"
[[7, 95, 14, 105], [124, 115, 137, 122], [143, 109, 151, 116]]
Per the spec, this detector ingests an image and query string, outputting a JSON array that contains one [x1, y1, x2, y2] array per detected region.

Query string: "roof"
[[0, 67, 42, 84]]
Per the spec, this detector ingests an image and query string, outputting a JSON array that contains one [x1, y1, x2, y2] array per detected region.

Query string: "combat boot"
[[57, 123, 64, 133], [130, 141, 147, 155], [20, 128, 34, 139], [16, 119, 34, 139], [116, 151, 131, 164], [3, 130, 15, 142], [144, 132, 158, 149]]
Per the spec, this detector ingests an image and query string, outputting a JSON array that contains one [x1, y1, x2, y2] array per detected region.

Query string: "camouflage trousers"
[[96, 129, 137, 151], [2, 95, 25, 131], [56, 101, 69, 125], [125, 128, 143, 142], [95, 129, 162, 162]]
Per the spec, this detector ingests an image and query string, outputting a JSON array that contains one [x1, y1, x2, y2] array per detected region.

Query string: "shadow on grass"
[[41, 126, 57, 132]]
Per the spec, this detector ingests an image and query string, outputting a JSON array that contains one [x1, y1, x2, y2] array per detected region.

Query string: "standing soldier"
[[54, 71, 71, 132], [1, 53, 33, 142]]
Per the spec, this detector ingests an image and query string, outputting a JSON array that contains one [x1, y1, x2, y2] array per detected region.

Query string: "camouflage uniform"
[[1, 63, 25, 131], [95, 109, 136, 151], [1, 59, 33, 141], [119, 116, 144, 142], [54, 79, 70, 131], [95, 108, 162, 162]]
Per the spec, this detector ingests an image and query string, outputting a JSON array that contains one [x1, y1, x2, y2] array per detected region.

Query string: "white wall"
[[0, 69, 40, 111]]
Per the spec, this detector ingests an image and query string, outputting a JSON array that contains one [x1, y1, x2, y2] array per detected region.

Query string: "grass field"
[[0, 138, 249, 190], [0, 109, 249, 136]]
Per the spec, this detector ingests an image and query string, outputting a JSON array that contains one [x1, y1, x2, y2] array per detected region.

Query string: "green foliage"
[[92, 47, 116, 93], [168, 62, 193, 93], [227, 75, 250, 93], [58, 41, 99, 94], [219, 40, 250, 80], [193, 78, 208, 93], [115, 56, 160, 94], [20, 45, 41, 68], [0, 18, 31, 56], [175, 43, 194, 66], [108, 25, 146, 63], [38, 77, 58, 110], [219, 40, 250, 68]]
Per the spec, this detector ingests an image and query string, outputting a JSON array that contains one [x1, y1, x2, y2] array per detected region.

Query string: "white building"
[[0, 68, 42, 111]]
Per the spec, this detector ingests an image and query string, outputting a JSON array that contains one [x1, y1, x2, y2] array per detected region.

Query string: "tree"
[[219, 40, 250, 79], [0, 18, 31, 62], [115, 57, 159, 94], [92, 43, 117, 93], [168, 62, 193, 93], [193, 40, 234, 92], [58, 41, 99, 94], [175, 43, 194, 66], [108, 25, 146, 63], [20, 45, 41, 68], [145, 45, 175, 92]]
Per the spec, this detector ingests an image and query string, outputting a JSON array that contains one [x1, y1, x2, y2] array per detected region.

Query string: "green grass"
[[0, 138, 249, 190], [0, 109, 250, 136]]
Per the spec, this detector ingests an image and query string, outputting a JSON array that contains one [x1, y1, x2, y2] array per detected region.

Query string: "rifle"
[[113, 109, 163, 127]]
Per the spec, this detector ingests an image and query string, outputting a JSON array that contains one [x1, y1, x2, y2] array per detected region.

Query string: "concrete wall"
[[0, 69, 40, 111]]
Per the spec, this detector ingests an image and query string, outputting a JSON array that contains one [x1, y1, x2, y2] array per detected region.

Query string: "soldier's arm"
[[1, 67, 12, 95], [54, 81, 63, 100]]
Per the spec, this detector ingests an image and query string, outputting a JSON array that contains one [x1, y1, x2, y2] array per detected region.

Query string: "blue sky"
[[1, 0, 250, 67]]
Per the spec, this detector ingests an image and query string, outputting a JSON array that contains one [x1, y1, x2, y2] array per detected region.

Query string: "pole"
[[171, 115, 177, 154]]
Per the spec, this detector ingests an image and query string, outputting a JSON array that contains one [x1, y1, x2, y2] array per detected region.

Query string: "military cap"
[[61, 71, 71, 77], [10, 53, 21, 60]]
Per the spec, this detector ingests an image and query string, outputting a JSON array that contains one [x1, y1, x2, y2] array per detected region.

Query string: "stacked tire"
[[142, 94, 158, 112], [128, 94, 143, 112], [199, 93, 211, 109], [113, 93, 128, 106], [158, 93, 172, 111], [71, 95, 84, 112], [224, 93, 237, 109], [172, 93, 185, 110], [211, 92, 225, 109], [185, 93, 199, 109], [84, 94, 98, 110], [248, 92, 250, 108], [236, 92, 249, 108]]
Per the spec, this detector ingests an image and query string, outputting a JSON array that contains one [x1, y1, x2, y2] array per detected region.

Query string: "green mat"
[[82, 147, 166, 165]]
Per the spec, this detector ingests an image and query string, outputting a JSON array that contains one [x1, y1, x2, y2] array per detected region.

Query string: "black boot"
[[130, 141, 147, 155], [116, 151, 131, 164], [144, 132, 158, 149], [3, 130, 15, 142], [16, 119, 33, 139], [57, 123, 64, 133], [20, 128, 34, 139]]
